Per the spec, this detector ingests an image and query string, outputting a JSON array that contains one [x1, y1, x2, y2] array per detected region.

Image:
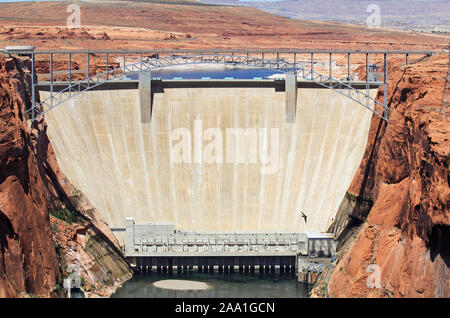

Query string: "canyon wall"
[[0, 56, 60, 297], [325, 54, 449, 297], [0, 55, 131, 298], [41, 86, 377, 243], [50, 191, 133, 298]]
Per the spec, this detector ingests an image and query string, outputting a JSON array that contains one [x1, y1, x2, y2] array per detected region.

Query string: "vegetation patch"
[[317, 282, 327, 297], [346, 191, 374, 206], [50, 208, 83, 224], [51, 223, 58, 233]]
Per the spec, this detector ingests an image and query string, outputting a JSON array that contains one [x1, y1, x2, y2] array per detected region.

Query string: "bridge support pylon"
[[285, 72, 297, 123], [138, 71, 153, 123]]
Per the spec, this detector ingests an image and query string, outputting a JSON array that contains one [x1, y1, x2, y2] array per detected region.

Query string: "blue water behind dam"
[[127, 68, 283, 80]]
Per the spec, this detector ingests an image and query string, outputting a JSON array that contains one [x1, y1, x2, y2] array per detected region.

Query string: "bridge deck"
[[28, 50, 397, 121]]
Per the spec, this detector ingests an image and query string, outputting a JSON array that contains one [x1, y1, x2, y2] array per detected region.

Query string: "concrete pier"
[[285, 73, 297, 122], [138, 71, 152, 123]]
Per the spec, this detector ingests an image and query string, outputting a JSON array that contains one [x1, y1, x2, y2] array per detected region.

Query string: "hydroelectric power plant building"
[[124, 218, 337, 271]]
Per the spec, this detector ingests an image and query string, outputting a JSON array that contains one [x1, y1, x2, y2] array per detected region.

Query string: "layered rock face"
[[50, 197, 132, 298], [327, 54, 450, 297], [0, 56, 132, 297], [0, 56, 60, 297]]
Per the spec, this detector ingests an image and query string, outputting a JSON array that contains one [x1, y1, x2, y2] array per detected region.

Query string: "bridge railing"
[[25, 50, 441, 122]]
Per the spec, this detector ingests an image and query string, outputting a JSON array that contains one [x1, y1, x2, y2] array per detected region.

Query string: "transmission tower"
[[441, 44, 450, 118]]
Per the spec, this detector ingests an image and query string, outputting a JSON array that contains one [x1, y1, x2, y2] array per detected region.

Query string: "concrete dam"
[[40, 81, 377, 244]]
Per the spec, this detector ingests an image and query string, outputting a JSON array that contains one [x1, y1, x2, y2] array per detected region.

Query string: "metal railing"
[[23, 49, 442, 122], [26, 52, 392, 122]]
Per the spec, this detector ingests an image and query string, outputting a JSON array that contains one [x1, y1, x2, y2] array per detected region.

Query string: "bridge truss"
[[19, 49, 441, 122]]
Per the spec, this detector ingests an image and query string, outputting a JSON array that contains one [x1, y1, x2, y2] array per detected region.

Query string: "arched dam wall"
[[40, 86, 377, 243]]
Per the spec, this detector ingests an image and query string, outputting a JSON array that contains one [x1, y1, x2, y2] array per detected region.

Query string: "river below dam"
[[111, 272, 312, 298]]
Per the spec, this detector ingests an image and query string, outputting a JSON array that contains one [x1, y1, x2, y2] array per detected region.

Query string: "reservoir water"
[[112, 272, 312, 298], [128, 67, 283, 80]]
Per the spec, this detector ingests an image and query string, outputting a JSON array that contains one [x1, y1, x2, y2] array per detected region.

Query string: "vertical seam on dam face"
[[40, 86, 377, 244]]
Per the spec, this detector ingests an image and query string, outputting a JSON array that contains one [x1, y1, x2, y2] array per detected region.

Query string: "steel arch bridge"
[[17, 49, 437, 122]]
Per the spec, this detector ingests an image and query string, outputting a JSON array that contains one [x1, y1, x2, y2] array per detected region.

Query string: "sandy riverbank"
[[153, 280, 211, 291]]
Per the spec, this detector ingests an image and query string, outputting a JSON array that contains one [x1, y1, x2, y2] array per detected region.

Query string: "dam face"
[[41, 86, 375, 243]]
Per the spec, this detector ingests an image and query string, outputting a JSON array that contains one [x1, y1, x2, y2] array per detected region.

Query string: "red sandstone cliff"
[[0, 56, 60, 297], [49, 190, 132, 298], [324, 54, 449, 297], [0, 55, 131, 298]]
